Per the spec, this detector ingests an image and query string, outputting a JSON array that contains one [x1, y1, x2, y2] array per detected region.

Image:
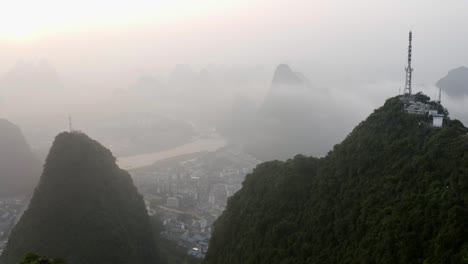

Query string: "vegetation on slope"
[[18, 253, 66, 264], [1, 132, 159, 264], [204, 96, 468, 264]]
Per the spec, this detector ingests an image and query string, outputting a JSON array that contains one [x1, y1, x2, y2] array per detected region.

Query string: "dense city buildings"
[[130, 145, 261, 258], [0, 198, 27, 255]]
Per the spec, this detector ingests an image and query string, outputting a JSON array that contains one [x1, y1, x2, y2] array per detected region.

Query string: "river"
[[117, 135, 227, 170]]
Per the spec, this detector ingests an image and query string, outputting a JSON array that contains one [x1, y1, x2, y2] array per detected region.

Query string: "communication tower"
[[403, 31, 413, 96]]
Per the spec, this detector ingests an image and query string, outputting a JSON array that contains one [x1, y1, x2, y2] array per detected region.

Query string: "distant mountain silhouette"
[[168, 64, 197, 91], [0, 119, 39, 197], [261, 64, 314, 119], [436, 66, 468, 97], [242, 64, 328, 160], [270, 64, 304, 86], [0, 59, 62, 91], [135, 75, 165, 93], [216, 64, 340, 160], [1, 132, 160, 264]]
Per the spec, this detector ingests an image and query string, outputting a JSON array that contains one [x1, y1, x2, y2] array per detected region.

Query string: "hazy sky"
[[0, 0, 467, 124], [1, 0, 467, 82], [1, 0, 467, 158]]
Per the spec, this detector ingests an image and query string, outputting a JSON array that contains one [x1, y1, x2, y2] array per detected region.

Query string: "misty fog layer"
[[1, 1, 468, 263], [0, 0, 467, 161]]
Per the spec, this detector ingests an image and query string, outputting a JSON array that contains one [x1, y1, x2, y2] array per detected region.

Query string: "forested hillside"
[[1, 132, 160, 264], [204, 96, 468, 264]]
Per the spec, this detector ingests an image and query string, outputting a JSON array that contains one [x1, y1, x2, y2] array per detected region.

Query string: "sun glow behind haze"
[[0, 0, 250, 42]]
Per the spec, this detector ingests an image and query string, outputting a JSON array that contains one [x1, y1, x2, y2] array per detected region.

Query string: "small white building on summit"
[[399, 31, 444, 128], [432, 114, 444, 128]]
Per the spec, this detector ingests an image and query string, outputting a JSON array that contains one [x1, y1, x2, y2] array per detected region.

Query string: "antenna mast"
[[68, 115, 73, 132], [403, 31, 413, 96], [438, 86, 442, 104]]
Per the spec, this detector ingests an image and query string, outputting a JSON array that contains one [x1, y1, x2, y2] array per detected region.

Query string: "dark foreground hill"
[[0, 132, 159, 264], [204, 96, 468, 264], [0, 119, 39, 197]]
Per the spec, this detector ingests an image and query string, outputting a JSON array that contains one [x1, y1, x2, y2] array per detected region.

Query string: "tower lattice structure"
[[403, 31, 413, 96]]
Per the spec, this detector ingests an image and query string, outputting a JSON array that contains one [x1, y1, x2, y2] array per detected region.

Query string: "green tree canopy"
[[204, 96, 468, 264]]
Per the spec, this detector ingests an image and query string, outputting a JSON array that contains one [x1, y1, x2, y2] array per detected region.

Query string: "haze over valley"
[[0, 1, 468, 263]]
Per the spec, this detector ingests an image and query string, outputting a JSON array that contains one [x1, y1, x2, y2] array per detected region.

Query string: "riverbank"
[[117, 135, 226, 170]]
